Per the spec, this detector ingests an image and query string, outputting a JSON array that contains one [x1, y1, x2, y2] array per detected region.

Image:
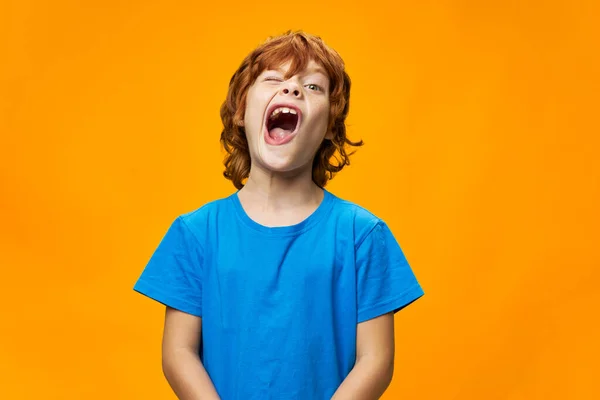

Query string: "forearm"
[[331, 356, 394, 400], [162, 348, 220, 400]]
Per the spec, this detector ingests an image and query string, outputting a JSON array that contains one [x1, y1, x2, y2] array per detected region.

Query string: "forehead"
[[261, 59, 329, 79]]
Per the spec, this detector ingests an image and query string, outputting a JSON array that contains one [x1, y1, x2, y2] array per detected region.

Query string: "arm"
[[161, 306, 220, 400], [331, 312, 395, 400]]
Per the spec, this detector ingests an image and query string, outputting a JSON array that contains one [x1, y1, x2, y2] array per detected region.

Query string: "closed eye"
[[265, 76, 283, 82]]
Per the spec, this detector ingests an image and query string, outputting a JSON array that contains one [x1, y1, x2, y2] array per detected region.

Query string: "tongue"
[[269, 127, 294, 140]]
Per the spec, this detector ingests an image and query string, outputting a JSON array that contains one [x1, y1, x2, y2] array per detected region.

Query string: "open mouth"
[[265, 105, 301, 144]]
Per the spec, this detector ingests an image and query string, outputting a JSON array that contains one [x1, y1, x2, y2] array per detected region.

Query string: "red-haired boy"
[[134, 30, 424, 400]]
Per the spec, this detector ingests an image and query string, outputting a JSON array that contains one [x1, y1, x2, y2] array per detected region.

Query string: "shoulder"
[[169, 193, 236, 243], [327, 191, 387, 248], [178, 193, 234, 224]]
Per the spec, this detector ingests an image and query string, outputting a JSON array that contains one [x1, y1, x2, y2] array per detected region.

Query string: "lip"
[[263, 102, 303, 146]]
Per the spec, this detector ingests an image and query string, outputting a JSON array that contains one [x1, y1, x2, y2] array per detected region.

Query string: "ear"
[[236, 118, 244, 127], [324, 129, 334, 140]]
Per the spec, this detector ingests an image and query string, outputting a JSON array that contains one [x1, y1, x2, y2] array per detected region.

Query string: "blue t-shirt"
[[133, 189, 424, 399]]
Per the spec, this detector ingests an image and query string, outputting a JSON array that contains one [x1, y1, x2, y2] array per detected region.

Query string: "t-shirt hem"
[[357, 285, 425, 323], [133, 280, 203, 317]]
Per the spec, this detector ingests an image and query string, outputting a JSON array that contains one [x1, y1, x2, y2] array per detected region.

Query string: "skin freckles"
[[242, 59, 334, 179]]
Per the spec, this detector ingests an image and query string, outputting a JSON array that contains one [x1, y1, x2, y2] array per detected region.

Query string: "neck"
[[238, 164, 323, 212]]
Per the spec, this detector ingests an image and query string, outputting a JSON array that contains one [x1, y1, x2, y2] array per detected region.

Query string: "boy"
[[133, 30, 424, 400]]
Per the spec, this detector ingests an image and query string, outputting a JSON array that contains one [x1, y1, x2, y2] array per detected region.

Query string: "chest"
[[204, 228, 355, 297], [200, 225, 359, 333]]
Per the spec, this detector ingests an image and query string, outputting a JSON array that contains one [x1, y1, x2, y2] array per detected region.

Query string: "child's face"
[[243, 59, 333, 176]]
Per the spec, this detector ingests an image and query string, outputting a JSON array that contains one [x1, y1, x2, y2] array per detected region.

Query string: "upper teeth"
[[270, 107, 297, 118]]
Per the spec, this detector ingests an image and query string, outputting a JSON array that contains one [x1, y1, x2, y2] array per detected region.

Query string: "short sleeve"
[[133, 216, 203, 317], [356, 221, 424, 323]]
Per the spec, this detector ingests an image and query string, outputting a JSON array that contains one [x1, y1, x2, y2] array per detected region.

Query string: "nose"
[[280, 80, 301, 97]]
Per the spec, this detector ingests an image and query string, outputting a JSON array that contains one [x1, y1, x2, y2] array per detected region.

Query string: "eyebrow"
[[303, 67, 328, 77], [271, 66, 328, 77]]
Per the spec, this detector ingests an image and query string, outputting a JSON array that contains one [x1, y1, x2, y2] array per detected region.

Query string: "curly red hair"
[[219, 30, 363, 189]]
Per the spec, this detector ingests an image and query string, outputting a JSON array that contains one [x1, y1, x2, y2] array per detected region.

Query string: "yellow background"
[[2, 0, 599, 398]]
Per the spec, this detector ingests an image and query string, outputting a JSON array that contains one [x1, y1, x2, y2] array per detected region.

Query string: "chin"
[[256, 152, 310, 175], [261, 157, 299, 173]]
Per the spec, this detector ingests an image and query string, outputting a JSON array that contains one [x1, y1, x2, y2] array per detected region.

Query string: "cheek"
[[244, 90, 270, 127], [314, 99, 331, 127]]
